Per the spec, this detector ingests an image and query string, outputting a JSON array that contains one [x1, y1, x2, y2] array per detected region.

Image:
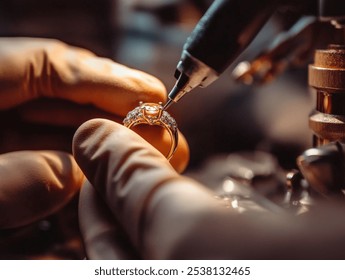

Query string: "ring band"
[[123, 102, 178, 160]]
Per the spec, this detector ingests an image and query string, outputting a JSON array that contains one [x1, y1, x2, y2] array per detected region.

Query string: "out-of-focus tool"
[[308, 45, 345, 147], [297, 1, 345, 196]]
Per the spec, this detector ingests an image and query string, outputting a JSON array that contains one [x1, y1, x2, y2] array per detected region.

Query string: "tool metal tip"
[[162, 98, 174, 111]]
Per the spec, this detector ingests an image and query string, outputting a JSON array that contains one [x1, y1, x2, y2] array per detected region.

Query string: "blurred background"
[[0, 0, 317, 259]]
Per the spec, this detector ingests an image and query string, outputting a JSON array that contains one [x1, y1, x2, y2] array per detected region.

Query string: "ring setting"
[[123, 102, 178, 160]]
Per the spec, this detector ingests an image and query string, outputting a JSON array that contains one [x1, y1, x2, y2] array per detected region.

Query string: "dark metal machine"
[[164, 0, 345, 198]]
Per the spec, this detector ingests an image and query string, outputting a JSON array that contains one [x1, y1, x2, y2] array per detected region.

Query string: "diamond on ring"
[[123, 102, 178, 160]]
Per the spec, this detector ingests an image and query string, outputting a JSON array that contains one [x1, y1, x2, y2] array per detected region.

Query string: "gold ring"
[[123, 102, 178, 160]]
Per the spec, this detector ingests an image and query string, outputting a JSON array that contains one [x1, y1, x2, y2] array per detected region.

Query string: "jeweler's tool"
[[163, 0, 278, 110], [163, 0, 345, 110]]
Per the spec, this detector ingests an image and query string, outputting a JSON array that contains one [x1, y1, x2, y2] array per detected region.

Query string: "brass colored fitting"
[[309, 45, 345, 91], [309, 45, 345, 145]]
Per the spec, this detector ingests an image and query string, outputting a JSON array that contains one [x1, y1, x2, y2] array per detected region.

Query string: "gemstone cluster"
[[123, 102, 177, 131]]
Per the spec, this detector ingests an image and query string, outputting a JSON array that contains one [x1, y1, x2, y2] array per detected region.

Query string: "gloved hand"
[[0, 37, 189, 229], [74, 119, 345, 259]]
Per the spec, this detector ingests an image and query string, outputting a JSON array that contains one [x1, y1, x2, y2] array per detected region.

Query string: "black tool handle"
[[183, 0, 279, 74]]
